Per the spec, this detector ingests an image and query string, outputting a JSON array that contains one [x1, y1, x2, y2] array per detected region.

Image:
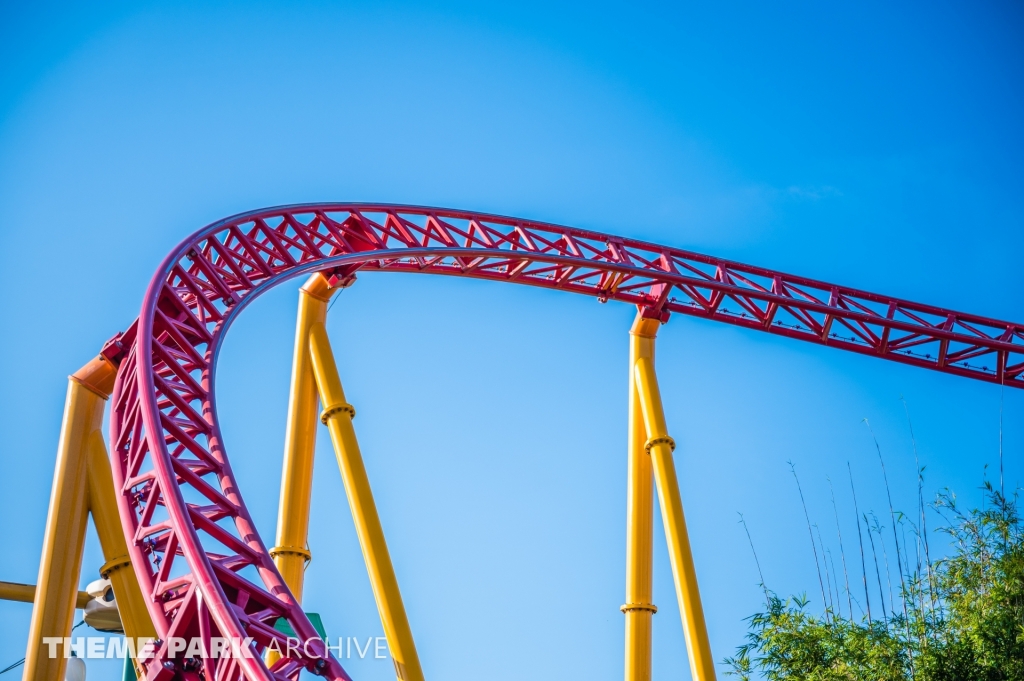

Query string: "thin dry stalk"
[[871, 512, 895, 615], [848, 463, 872, 625], [1000, 377, 1005, 499], [829, 477, 854, 618], [827, 548, 842, 619], [790, 461, 829, 621], [864, 418, 914, 674], [815, 524, 836, 614], [850, 593, 866, 618], [738, 512, 768, 600], [901, 396, 936, 610], [865, 511, 888, 627]]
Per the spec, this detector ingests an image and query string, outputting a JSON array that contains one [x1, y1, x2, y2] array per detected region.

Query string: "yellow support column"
[[86, 425, 157, 650], [622, 314, 660, 681], [23, 355, 154, 681], [308, 322, 425, 681], [634, 356, 717, 681], [22, 373, 91, 681], [267, 273, 336, 667]]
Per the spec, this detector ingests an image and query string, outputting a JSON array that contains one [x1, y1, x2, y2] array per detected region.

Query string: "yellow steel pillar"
[[23, 355, 155, 681], [308, 322, 425, 681], [22, 373, 91, 681], [622, 314, 660, 681], [634, 356, 717, 681], [272, 274, 337, 591], [267, 273, 337, 667], [85, 427, 157, 644]]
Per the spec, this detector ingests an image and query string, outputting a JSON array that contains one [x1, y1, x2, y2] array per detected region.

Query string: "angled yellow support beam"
[[622, 314, 660, 681], [23, 355, 155, 681], [634, 355, 716, 681], [86, 422, 155, 652], [0, 581, 89, 609], [267, 273, 338, 668], [309, 321, 425, 681]]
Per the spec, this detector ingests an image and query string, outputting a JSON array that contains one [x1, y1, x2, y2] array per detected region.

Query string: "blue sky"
[[1, 1, 1022, 679]]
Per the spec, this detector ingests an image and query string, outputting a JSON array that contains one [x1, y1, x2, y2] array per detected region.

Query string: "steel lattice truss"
[[107, 204, 1024, 680]]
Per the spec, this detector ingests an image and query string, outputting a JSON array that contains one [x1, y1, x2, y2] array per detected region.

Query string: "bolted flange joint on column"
[[269, 545, 312, 563], [620, 602, 658, 614], [644, 435, 676, 453], [320, 402, 356, 423]]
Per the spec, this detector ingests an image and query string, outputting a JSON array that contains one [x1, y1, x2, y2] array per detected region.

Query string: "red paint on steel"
[[108, 203, 1024, 680]]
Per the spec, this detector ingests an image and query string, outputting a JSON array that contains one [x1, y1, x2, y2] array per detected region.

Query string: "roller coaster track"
[[105, 203, 1024, 680]]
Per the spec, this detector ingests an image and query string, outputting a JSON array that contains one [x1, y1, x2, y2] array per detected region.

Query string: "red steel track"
[[107, 203, 1024, 680]]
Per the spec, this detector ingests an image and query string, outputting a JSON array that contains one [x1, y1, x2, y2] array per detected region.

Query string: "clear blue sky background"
[[1, 1, 1022, 679]]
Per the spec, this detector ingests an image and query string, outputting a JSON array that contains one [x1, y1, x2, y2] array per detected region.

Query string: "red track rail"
[[107, 204, 1024, 680]]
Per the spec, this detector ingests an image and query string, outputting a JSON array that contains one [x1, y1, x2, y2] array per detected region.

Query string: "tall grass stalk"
[[815, 524, 836, 613], [738, 512, 768, 600], [999, 378, 1005, 499], [870, 512, 895, 615], [850, 593, 866, 618], [828, 477, 854, 617], [865, 511, 888, 627], [827, 548, 842, 618], [848, 463, 872, 624], [790, 461, 829, 621], [864, 418, 915, 673], [901, 396, 936, 610], [907, 515, 927, 625], [899, 517, 927, 648]]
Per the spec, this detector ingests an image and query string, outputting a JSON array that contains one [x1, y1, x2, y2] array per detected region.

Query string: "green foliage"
[[726, 484, 1024, 680]]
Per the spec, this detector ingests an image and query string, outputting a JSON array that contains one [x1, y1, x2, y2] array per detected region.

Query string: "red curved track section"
[[107, 203, 1024, 680]]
